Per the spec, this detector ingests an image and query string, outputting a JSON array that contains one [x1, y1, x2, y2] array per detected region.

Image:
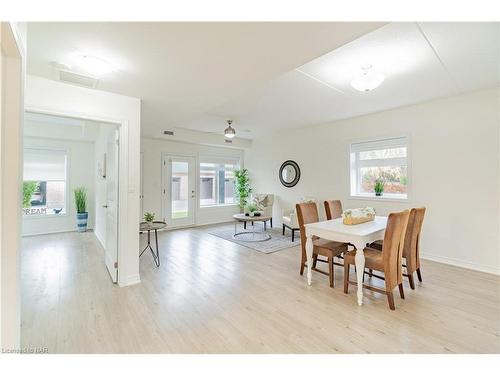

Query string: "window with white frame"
[[23, 148, 68, 216], [350, 137, 408, 199], [199, 158, 239, 206]]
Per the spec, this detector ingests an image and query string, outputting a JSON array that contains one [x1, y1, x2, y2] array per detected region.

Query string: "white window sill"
[[349, 194, 409, 203], [23, 213, 69, 220]]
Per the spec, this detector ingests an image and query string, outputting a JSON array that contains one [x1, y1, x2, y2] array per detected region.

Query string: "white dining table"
[[304, 216, 388, 306]]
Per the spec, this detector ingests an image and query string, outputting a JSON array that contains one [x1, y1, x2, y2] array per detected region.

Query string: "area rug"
[[208, 223, 300, 254]]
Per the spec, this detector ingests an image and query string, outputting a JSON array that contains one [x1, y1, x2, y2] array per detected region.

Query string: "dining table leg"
[[305, 232, 314, 286], [353, 242, 365, 306]]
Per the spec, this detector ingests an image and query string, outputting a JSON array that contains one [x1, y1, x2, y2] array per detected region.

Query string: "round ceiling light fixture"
[[224, 120, 236, 139], [74, 54, 115, 76], [350, 65, 385, 92]]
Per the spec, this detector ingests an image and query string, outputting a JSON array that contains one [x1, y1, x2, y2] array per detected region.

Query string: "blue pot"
[[76, 212, 88, 232]]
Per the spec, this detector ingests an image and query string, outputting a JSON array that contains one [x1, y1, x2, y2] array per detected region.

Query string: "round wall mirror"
[[279, 160, 301, 188]]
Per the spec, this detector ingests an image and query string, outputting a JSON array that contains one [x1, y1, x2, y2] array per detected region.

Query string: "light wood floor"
[[21, 226, 500, 353]]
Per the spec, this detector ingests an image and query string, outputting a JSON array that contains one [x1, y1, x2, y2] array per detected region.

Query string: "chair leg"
[[416, 268, 423, 282], [270, 218, 273, 228], [368, 269, 373, 277], [408, 274, 416, 290], [300, 253, 305, 275], [343, 263, 350, 294], [329, 257, 334, 288], [398, 283, 405, 299], [312, 254, 318, 269], [387, 291, 395, 310], [282, 224, 285, 236], [292, 230, 295, 242], [244, 221, 247, 230]]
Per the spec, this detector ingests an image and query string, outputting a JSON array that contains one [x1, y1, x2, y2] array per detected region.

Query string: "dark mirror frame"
[[279, 160, 301, 188]]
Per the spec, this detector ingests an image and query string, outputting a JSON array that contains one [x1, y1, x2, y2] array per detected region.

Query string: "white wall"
[[22, 137, 95, 236], [25, 75, 141, 287], [0, 21, 25, 351], [141, 137, 245, 227], [246, 88, 500, 275]]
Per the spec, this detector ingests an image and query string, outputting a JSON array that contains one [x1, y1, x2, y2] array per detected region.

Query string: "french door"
[[163, 155, 196, 227]]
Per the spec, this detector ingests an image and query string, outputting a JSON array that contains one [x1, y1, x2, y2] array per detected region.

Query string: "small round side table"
[[139, 221, 166, 267]]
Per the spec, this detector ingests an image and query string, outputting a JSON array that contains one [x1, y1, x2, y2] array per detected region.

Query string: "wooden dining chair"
[[324, 200, 343, 220], [296, 202, 348, 288], [343, 210, 410, 310], [368, 207, 426, 289]]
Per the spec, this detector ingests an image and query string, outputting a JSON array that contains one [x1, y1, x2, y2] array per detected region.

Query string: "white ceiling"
[[27, 22, 383, 139], [27, 22, 499, 140]]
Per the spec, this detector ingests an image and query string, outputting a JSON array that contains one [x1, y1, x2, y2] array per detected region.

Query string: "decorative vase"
[[76, 212, 88, 232], [249, 211, 255, 217], [375, 192, 383, 197]]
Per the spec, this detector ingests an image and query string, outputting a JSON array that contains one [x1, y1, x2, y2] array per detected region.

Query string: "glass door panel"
[[163, 155, 196, 227]]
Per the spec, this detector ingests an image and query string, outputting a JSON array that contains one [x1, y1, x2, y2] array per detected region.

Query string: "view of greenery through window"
[[360, 166, 408, 194], [351, 140, 408, 198]]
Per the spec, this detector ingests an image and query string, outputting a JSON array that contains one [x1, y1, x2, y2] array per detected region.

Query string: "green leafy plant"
[[245, 203, 259, 213], [374, 179, 385, 195], [74, 187, 87, 213], [144, 212, 155, 222], [234, 168, 252, 209], [23, 181, 38, 208]]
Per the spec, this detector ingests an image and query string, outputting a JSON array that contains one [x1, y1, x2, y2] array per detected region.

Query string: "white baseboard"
[[22, 228, 94, 237], [420, 252, 500, 276], [119, 273, 141, 287]]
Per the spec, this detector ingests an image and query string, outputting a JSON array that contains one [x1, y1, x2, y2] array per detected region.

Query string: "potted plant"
[[74, 187, 88, 232], [144, 212, 155, 223], [245, 203, 259, 217], [234, 168, 252, 212], [23, 181, 38, 209], [374, 179, 385, 197]]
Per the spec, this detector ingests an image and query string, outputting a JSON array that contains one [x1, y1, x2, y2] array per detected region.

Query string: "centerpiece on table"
[[244, 203, 261, 217], [342, 207, 376, 225]]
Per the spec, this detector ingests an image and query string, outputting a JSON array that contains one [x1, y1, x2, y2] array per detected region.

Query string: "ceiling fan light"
[[224, 120, 236, 138]]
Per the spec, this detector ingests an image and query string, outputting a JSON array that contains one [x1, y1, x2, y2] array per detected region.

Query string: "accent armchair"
[[251, 193, 274, 227], [282, 197, 316, 242]]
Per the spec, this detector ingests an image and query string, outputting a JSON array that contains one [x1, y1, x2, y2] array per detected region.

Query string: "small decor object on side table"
[[74, 187, 88, 232], [144, 212, 155, 223], [342, 207, 376, 225], [374, 179, 385, 197], [245, 204, 259, 217]]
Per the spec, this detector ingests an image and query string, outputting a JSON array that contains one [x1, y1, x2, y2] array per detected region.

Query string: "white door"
[[140, 151, 144, 218], [104, 129, 119, 282], [163, 155, 196, 227]]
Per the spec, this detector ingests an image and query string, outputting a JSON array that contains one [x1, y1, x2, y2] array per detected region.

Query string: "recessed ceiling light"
[[74, 54, 115, 76], [350, 65, 385, 92]]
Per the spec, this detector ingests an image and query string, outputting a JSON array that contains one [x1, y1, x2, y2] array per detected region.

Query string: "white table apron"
[[304, 216, 387, 306]]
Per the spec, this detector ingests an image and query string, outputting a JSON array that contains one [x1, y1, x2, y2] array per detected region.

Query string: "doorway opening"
[[22, 111, 120, 283]]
